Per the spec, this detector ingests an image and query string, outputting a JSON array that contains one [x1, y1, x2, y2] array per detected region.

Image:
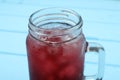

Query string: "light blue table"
[[0, 0, 120, 80]]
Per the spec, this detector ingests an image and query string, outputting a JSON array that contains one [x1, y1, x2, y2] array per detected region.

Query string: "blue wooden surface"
[[0, 0, 120, 80]]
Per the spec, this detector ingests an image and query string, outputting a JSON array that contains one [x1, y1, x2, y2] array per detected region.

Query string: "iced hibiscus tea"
[[26, 8, 105, 80], [26, 26, 86, 80]]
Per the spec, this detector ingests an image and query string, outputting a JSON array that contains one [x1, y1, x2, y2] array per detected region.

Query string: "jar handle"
[[84, 42, 105, 80]]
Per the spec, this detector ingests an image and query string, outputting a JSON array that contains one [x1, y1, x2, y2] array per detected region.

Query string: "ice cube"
[[41, 60, 57, 75], [58, 65, 78, 79], [47, 44, 63, 56]]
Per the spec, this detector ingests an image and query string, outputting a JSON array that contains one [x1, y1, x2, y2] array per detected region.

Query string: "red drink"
[[26, 28, 86, 80]]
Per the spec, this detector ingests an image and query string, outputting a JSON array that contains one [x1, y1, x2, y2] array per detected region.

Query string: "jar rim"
[[28, 7, 83, 31]]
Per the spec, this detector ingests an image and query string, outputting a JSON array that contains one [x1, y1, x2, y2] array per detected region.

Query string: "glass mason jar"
[[26, 8, 105, 80]]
